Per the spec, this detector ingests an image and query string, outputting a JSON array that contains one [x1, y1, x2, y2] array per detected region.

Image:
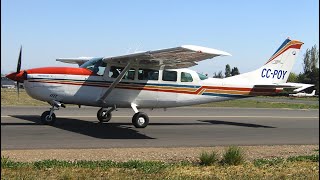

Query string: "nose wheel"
[[41, 111, 56, 125], [40, 100, 64, 125]]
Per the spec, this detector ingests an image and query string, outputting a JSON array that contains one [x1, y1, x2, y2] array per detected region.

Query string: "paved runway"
[[1, 106, 319, 150]]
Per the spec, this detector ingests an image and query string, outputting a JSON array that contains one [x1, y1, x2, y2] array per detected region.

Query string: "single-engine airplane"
[[6, 38, 308, 128], [289, 90, 318, 97]]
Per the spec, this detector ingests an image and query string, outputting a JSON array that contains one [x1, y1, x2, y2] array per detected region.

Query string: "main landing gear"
[[41, 100, 65, 125], [97, 105, 116, 123], [96, 103, 150, 128], [41, 101, 150, 128], [132, 112, 149, 128], [130, 103, 149, 128]]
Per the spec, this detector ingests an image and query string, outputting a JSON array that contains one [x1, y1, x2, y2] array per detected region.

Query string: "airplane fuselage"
[[24, 67, 279, 108], [6, 38, 303, 128]]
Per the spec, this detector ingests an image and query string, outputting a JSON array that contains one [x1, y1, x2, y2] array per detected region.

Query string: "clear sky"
[[1, 0, 319, 75]]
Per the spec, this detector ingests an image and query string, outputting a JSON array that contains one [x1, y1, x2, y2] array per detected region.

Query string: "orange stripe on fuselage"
[[26, 67, 94, 76], [28, 79, 281, 96]]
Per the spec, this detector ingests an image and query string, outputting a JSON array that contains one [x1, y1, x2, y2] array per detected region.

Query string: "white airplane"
[[7, 38, 308, 128], [289, 90, 318, 97]]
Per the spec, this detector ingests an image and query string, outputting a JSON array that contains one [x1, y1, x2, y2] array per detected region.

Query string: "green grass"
[[259, 95, 319, 101], [196, 99, 319, 109], [221, 146, 245, 166], [2, 154, 319, 179], [199, 150, 218, 166], [254, 154, 319, 167], [1, 89, 319, 109]]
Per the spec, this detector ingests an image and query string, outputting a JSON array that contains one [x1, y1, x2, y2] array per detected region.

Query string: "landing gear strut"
[[97, 105, 116, 123], [41, 100, 65, 125]]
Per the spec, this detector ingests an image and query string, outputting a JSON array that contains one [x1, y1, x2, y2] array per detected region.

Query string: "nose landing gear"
[[40, 100, 65, 125]]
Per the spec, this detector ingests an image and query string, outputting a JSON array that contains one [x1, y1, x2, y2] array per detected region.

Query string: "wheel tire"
[[97, 108, 112, 122], [132, 112, 149, 128], [40, 111, 56, 125]]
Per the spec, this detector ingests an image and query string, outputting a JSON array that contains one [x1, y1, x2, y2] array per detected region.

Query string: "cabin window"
[[138, 69, 159, 80], [109, 66, 135, 80], [197, 72, 208, 80], [162, 70, 177, 81], [80, 59, 107, 76], [181, 72, 193, 82]]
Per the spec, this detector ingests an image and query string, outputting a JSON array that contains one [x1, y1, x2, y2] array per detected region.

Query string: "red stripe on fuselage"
[[26, 67, 94, 76], [28, 79, 279, 95]]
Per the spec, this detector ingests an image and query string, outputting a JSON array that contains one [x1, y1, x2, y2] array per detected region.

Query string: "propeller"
[[17, 46, 22, 98], [6, 46, 27, 98]]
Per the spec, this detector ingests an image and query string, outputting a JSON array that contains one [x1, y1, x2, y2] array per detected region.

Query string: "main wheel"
[[41, 111, 56, 125], [132, 112, 149, 128], [97, 108, 112, 122]]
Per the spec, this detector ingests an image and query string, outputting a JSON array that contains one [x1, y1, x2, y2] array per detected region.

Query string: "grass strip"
[[196, 99, 319, 109], [254, 154, 319, 167], [2, 155, 318, 179]]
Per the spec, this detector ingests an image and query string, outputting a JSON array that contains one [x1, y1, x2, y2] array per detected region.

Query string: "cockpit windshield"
[[80, 58, 107, 76], [197, 72, 208, 80]]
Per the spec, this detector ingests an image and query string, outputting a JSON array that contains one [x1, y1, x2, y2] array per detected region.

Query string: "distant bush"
[[287, 154, 319, 162], [253, 157, 285, 167], [221, 146, 244, 165], [199, 150, 218, 166]]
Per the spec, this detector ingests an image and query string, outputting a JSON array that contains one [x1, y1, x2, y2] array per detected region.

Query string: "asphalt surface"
[[1, 106, 319, 150]]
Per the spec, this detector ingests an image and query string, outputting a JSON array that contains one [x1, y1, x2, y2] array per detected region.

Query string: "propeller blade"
[[17, 82, 20, 99], [17, 46, 22, 73]]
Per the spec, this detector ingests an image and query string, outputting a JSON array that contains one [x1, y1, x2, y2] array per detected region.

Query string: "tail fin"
[[311, 90, 316, 95], [225, 38, 304, 85]]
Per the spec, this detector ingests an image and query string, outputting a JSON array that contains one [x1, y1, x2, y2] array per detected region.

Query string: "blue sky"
[[1, 0, 319, 75]]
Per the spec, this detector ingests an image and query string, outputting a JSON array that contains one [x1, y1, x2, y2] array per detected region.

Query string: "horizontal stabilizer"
[[254, 82, 314, 91]]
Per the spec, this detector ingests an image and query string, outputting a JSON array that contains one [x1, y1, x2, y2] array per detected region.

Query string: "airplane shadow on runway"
[[198, 120, 276, 128], [5, 115, 154, 139]]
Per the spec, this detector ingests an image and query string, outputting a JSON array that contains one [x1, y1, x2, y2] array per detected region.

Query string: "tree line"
[[212, 64, 240, 78], [287, 45, 319, 94]]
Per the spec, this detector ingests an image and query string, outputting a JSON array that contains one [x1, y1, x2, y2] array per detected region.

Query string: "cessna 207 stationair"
[[7, 38, 306, 128]]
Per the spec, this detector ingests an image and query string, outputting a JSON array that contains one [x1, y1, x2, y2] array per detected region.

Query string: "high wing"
[[102, 45, 231, 69], [56, 57, 95, 66]]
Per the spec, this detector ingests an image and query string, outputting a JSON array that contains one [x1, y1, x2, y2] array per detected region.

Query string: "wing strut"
[[97, 61, 132, 105]]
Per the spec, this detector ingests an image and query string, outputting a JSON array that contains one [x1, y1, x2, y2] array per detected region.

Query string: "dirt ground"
[[1, 144, 318, 162]]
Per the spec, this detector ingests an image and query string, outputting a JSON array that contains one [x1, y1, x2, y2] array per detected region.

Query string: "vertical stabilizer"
[[225, 38, 304, 85]]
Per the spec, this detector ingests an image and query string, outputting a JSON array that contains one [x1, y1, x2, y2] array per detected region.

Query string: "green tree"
[[213, 71, 224, 78], [225, 64, 231, 77], [287, 72, 298, 82], [299, 45, 319, 94], [231, 67, 240, 76]]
